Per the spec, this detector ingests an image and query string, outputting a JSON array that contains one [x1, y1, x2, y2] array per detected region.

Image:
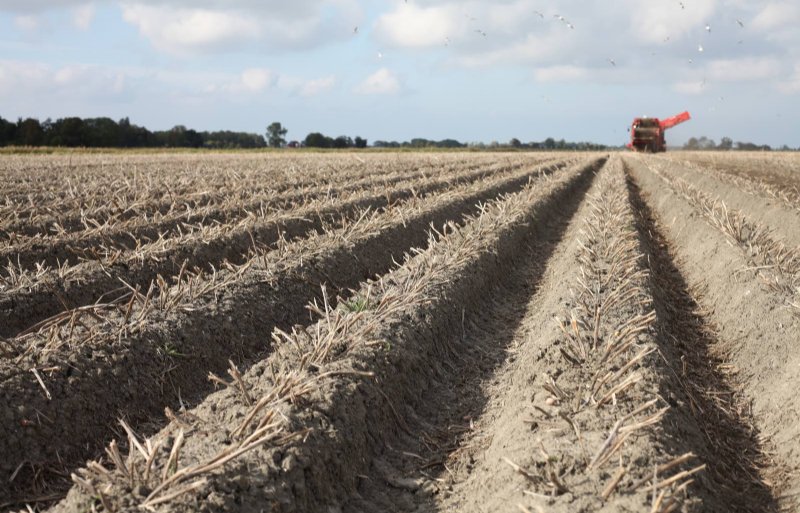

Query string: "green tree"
[[16, 118, 44, 146], [266, 121, 287, 148], [305, 132, 332, 148]]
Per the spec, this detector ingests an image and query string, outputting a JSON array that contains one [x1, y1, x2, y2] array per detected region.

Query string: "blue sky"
[[1, 0, 798, 147]]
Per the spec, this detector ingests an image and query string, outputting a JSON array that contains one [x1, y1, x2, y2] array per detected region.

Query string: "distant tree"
[[354, 136, 368, 148], [332, 135, 353, 149], [438, 139, 464, 148], [509, 138, 521, 148], [266, 122, 288, 148], [16, 118, 45, 146], [305, 132, 332, 148], [698, 136, 716, 150], [684, 137, 700, 150], [166, 125, 188, 147], [543, 137, 556, 150], [0, 116, 16, 145], [719, 137, 733, 150], [84, 117, 121, 147]]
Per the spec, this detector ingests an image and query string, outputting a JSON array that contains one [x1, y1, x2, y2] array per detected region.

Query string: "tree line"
[[0, 116, 267, 149], [682, 136, 796, 151], [1, 115, 611, 151]]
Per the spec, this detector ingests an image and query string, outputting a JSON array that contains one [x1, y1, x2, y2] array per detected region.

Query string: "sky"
[[0, 0, 798, 147]]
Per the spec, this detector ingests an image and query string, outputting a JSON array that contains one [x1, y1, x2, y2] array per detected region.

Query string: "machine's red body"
[[627, 111, 691, 152]]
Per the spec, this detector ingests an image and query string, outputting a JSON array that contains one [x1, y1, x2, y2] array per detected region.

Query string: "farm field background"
[[1, 150, 799, 512]]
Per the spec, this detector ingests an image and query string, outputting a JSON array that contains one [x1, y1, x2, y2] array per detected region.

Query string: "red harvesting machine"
[[627, 111, 691, 152]]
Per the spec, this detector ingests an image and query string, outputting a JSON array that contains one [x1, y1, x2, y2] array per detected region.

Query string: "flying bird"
[[475, 29, 487, 37], [607, 58, 616, 66], [566, 22, 574, 29], [678, 1, 685, 9], [736, 19, 744, 27], [533, 10, 544, 18], [353, 26, 358, 34], [444, 36, 451, 46], [698, 44, 704, 52], [705, 23, 711, 32]]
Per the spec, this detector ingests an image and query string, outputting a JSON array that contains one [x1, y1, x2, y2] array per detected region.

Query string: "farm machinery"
[[627, 111, 691, 152]]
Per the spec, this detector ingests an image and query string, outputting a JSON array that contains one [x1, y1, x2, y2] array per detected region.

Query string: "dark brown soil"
[[48, 153, 601, 513], [0, 158, 529, 277], [3, 151, 796, 513], [627, 156, 800, 510], [0, 159, 549, 338], [625, 165, 776, 512], [648, 157, 800, 246], [0, 158, 592, 509]]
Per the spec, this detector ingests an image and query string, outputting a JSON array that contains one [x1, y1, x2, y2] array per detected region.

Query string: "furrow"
[[1, 155, 514, 244], [623, 167, 777, 512], [47, 153, 602, 513], [1, 157, 539, 272], [0, 158, 565, 338], [627, 156, 800, 510], [0, 157, 598, 506], [675, 152, 800, 196], [648, 155, 800, 245], [427, 158, 703, 512], [0, 153, 417, 232], [630, 156, 800, 315]]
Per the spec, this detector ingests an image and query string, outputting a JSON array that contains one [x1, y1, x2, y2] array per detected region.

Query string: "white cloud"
[[707, 57, 781, 82], [300, 75, 336, 96], [121, 5, 261, 54], [534, 65, 587, 83], [374, 3, 459, 48], [751, 2, 800, 31], [238, 68, 275, 92], [625, 0, 717, 45], [72, 3, 95, 30], [672, 80, 706, 95], [0, 60, 127, 98], [14, 14, 41, 30], [777, 64, 800, 94], [115, 1, 363, 55], [201, 68, 277, 94], [355, 68, 401, 95]]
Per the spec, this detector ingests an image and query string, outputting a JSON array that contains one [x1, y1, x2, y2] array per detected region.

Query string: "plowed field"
[[1, 151, 798, 512]]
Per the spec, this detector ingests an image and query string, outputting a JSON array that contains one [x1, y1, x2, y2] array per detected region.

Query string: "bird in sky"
[[607, 58, 616, 66], [736, 19, 745, 27], [444, 37, 451, 46], [353, 26, 358, 34], [679, 1, 685, 9], [533, 10, 544, 18], [705, 23, 711, 32], [566, 22, 575, 29], [698, 44, 704, 52], [475, 29, 487, 37]]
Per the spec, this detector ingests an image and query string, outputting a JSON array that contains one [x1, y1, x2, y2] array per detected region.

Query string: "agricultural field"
[[0, 150, 798, 513]]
